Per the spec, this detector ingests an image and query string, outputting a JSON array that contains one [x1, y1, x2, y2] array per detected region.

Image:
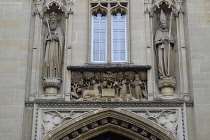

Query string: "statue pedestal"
[[161, 87, 174, 94], [158, 77, 176, 94], [43, 77, 61, 95], [45, 87, 58, 95]]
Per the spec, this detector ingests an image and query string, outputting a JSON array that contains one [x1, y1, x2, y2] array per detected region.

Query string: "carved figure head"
[[91, 79, 96, 85], [49, 12, 58, 29], [102, 81, 107, 87], [135, 74, 140, 80]]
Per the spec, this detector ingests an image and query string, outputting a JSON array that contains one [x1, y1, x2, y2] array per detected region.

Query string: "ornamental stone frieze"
[[68, 65, 151, 101]]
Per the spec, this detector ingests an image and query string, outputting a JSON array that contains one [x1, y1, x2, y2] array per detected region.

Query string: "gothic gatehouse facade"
[[1, 0, 210, 140]]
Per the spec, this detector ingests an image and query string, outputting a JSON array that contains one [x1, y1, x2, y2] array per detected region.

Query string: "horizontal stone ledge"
[[67, 64, 151, 71], [25, 100, 193, 107]]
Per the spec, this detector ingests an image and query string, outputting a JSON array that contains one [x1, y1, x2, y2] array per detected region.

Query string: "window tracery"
[[90, 1, 129, 63]]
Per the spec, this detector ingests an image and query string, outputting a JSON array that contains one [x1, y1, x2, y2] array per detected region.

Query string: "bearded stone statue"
[[43, 12, 64, 94]]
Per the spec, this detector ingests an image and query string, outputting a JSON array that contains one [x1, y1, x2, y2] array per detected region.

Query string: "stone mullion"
[[127, 2, 130, 63], [107, 4, 112, 63]]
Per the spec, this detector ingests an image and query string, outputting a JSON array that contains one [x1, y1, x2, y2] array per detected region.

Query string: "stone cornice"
[[25, 100, 193, 107], [67, 64, 151, 71]]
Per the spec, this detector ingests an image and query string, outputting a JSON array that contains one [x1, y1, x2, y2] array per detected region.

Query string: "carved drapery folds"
[[43, 11, 64, 94], [144, 0, 189, 100], [154, 2, 177, 95], [68, 65, 150, 101]]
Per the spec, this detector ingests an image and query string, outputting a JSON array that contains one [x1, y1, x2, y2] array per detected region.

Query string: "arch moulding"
[[43, 108, 177, 140]]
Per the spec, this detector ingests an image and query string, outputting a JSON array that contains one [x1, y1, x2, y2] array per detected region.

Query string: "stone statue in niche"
[[155, 10, 175, 78], [154, 9, 176, 94], [70, 71, 148, 101], [43, 12, 64, 95]]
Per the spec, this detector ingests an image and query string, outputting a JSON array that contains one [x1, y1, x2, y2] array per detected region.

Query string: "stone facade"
[[0, 0, 209, 140]]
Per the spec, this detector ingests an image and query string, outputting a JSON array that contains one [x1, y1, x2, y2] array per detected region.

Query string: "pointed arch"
[[90, 3, 108, 15], [43, 108, 177, 140]]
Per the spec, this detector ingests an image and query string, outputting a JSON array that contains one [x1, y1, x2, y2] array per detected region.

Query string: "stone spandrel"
[[68, 64, 150, 101]]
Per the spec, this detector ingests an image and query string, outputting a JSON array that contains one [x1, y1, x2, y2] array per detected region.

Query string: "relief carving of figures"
[[70, 71, 148, 101], [43, 12, 64, 94], [82, 79, 101, 98]]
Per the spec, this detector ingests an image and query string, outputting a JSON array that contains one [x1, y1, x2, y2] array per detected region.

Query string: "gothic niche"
[[153, 2, 177, 95], [70, 68, 148, 101], [42, 4, 65, 95]]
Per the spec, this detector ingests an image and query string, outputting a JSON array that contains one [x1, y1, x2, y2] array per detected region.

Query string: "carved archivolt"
[[31, 103, 189, 140], [42, 108, 177, 140]]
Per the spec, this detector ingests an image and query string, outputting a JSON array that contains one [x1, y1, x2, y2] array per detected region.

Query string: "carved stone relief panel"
[[68, 65, 150, 101]]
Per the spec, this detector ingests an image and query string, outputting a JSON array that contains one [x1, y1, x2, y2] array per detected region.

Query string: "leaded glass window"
[[111, 12, 127, 62], [92, 13, 107, 62]]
